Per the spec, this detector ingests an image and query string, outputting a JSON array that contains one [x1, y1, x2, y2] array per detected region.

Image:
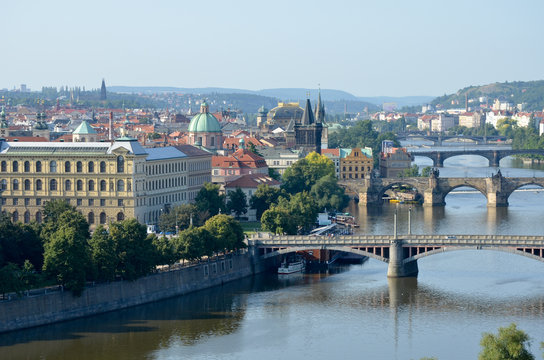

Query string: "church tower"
[[315, 90, 328, 149], [100, 79, 107, 100], [295, 97, 322, 154]]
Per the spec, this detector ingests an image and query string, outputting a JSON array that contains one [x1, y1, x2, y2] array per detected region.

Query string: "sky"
[[1, 0, 544, 97]]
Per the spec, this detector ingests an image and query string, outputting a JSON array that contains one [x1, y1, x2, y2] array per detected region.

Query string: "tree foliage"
[[88, 225, 116, 282], [249, 185, 283, 221], [204, 214, 246, 252], [195, 183, 226, 218], [175, 227, 215, 261], [282, 152, 335, 194], [226, 187, 248, 219], [261, 192, 318, 235], [310, 174, 349, 212], [158, 203, 200, 233], [479, 323, 534, 360]]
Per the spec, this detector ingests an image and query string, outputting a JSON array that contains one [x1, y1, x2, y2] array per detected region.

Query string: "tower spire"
[[315, 87, 325, 123]]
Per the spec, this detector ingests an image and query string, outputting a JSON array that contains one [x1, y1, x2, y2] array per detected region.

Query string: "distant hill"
[[109, 86, 433, 112], [431, 80, 544, 111]]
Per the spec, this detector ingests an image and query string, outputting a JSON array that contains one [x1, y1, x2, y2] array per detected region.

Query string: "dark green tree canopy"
[[204, 214, 246, 252], [195, 183, 226, 217], [226, 187, 248, 219], [249, 185, 283, 221]]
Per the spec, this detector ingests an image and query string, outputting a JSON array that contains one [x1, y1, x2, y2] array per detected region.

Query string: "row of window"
[[2, 197, 124, 208], [0, 156, 125, 174], [1, 178, 131, 192], [146, 161, 187, 176], [342, 166, 372, 172], [8, 209, 124, 225]]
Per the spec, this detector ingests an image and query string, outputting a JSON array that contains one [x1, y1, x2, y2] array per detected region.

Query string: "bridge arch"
[[503, 181, 544, 202], [440, 183, 488, 205], [407, 246, 544, 263], [377, 181, 425, 202], [261, 246, 389, 263], [440, 152, 494, 167]]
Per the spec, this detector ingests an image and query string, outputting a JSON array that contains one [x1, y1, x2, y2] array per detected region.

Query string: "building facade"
[[339, 148, 374, 180], [0, 138, 211, 227], [379, 147, 412, 178]]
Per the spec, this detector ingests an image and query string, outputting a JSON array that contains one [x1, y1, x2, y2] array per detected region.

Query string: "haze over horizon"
[[2, 0, 543, 97]]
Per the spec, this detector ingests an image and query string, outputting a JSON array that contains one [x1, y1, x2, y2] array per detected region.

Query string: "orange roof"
[[6, 136, 49, 142], [212, 149, 268, 169]]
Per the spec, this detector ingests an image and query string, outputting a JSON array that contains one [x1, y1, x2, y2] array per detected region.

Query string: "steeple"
[[315, 89, 325, 124], [300, 98, 315, 125], [100, 79, 107, 100]]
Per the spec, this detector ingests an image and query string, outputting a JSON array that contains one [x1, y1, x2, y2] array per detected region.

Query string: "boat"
[[278, 260, 305, 274]]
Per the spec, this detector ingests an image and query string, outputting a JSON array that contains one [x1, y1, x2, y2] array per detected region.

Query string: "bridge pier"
[[387, 240, 418, 277], [357, 188, 382, 206], [486, 192, 509, 207], [490, 151, 500, 167]]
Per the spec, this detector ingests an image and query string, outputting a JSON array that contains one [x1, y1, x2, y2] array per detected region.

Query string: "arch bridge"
[[339, 171, 544, 207], [249, 233, 544, 278], [410, 149, 544, 167]]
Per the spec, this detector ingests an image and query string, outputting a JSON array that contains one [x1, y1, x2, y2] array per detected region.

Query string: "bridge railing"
[[250, 233, 544, 248]]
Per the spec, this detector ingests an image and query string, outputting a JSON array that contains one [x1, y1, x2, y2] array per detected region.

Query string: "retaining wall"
[[0, 254, 256, 333]]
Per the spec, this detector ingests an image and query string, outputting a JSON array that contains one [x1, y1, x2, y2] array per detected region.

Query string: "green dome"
[[188, 112, 221, 133]]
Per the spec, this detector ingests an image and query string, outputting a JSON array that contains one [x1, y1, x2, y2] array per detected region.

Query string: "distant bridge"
[[410, 148, 544, 167], [397, 132, 507, 145], [339, 171, 544, 207], [249, 233, 544, 277]]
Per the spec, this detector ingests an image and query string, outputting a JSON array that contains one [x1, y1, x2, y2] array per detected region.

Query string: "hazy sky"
[[2, 0, 543, 97]]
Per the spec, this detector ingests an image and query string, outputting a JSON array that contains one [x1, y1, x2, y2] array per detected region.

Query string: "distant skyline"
[[2, 0, 543, 97]]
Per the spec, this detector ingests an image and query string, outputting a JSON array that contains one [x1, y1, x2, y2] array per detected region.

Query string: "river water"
[[2, 141, 544, 360]]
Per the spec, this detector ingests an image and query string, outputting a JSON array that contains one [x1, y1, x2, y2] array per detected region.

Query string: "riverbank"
[[0, 252, 267, 334]]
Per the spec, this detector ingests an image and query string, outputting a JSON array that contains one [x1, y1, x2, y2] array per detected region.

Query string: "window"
[[76, 180, 83, 191], [100, 180, 106, 191], [13, 198, 18, 205], [117, 180, 124, 192], [118, 199, 124, 206], [88, 212, 94, 224], [76, 161, 82, 173], [88, 161, 94, 173], [24, 211, 30, 224], [24, 179, 30, 191], [117, 212, 125, 221], [117, 156, 124, 173], [99, 212, 107, 224], [13, 161, 19, 172], [1, 198, 5, 205], [65, 179, 71, 191], [35, 211, 42, 223], [0, 161, 6, 172], [76, 198, 82, 206], [36, 198, 41, 206], [0, 179, 6, 190], [50, 161, 57, 173], [100, 199, 105, 207], [88, 180, 95, 191], [24, 161, 30, 172], [64, 161, 71, 172], [36, 161, 42, 172], [127, 181, 131, 191], [50, 179, 58, 191], [100, 161, 106, 173], [12, 179, 19, 190], [88, 199, 94, 206], [36, 179, 43, 191], [12, 211, 18, 223]]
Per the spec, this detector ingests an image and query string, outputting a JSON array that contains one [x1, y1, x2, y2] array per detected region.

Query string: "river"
[[1, 141, 544, 360]]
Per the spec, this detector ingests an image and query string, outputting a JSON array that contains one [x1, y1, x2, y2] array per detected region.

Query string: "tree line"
[[1, 196, 245, 297]]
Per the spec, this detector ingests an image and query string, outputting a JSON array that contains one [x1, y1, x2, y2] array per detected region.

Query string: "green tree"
[[421, 166, 433, 177], [158, 203, 200, 234], [309, 174, 349, 212], [195, 183, 226, 218], [42, 224, 89, 296], [110, 219, 155, 280], [226, 187, 248, 219], [479, 323, 534, 360], [204, 214, 246, 252], [151, 235, 177, 265], [400, 164, 421, 177], [282, 152, 335, 194], [261, 205, 296, 235], [247, 142, 262, 156], [0, 263, 24, 297], [88, 225, 116, 282], [249, 185, 283, 221], [0, 214, 43, 269], [175, 227, 214, 261], [43, 199, 75, 224]]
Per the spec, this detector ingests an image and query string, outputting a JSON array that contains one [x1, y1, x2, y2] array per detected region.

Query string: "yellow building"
[[340, 148, 373, 180], [0, 138, 211, 227]]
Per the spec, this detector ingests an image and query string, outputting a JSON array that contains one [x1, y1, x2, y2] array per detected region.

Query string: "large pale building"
[[0, 138, 211, 227], [340, 148, 373, 180]]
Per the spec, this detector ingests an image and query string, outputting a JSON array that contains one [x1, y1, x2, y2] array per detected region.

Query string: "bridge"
[[410, 148, 544, 167], [397, 132, 507, 145], [339, 171, 544, 207], [249, 232, 544, 277]]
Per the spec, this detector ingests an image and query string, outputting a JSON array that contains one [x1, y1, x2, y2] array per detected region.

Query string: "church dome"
[[269, 102, 304, 122], [188, 102, 221, 133]]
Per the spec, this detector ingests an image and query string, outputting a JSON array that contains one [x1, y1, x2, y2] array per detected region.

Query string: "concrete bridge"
[[410, 149, 544, 167], [339, 171, 544, 207], [249, 233, 544, 277]]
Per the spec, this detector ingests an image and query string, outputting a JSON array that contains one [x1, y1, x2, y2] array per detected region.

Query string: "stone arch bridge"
[[249, 233, 544, 277], [339, 172, 544, 207], [410, 149, 544, 167]]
